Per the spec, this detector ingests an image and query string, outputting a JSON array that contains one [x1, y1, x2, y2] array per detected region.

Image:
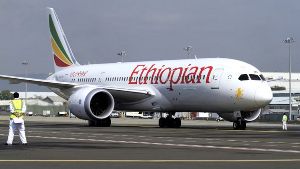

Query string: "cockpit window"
[[238, 74, 249, 81], [259, 74, 266, 81], [249, 74, 261, 80]]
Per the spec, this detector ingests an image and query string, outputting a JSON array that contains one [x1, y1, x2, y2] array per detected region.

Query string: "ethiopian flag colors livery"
[[47, 8, 79, 72], [0, 8, 273, 130]]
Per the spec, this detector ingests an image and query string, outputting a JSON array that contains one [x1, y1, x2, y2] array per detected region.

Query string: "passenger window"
[[249, 74, 261, 80], [238, 74, 249, 81], [259, 74, 266, 81]]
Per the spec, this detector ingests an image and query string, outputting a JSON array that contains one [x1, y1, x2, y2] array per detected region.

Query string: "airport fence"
[[27, 105, 69, 116], [262, 114, 298, 121]]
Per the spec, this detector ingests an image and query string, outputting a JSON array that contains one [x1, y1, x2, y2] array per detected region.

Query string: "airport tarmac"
[[0, 116, 300, 169]]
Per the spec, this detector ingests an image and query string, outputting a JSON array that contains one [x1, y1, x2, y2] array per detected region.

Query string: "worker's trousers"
[[282, 121, 287, 130], [7, 119, 27, 144]]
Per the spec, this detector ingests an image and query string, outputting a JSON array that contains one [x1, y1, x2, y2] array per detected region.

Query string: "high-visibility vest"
[[10, 99, 24, 119], [283, 115, 287, 122]]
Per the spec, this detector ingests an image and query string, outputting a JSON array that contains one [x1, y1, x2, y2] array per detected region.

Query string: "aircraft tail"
[[47, 7, 80, 72]]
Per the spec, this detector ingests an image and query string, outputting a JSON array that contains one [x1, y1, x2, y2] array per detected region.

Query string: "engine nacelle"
[[68, 87, 114, 120], [217, 109, 262, 122]]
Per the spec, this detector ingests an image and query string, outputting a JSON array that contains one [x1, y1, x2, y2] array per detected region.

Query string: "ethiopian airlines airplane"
[[0, 8, 272, 130]]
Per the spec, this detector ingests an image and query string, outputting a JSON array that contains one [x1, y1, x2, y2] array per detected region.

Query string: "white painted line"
[[292, 146, 299, 148], [92, 134, 104, 136], [138, 136, 146, 138], [228, 140, 236, 142], [206, 139, 219, 141], [51, 132, 59, 134], [291, 143, 300, 145], [263, 145, 277, 147], [121, 135, 128, 137], [267, 142, 275, 144], [1, 134, 300, 154]]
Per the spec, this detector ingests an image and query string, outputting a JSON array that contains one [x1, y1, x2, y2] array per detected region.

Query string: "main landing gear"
[[88, 117, 111, 127], [233, 118, 246, 130], [159, 112, 181, 128]]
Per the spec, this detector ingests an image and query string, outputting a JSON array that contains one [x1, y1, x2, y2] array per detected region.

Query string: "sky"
[[0, 0, 300, 76]]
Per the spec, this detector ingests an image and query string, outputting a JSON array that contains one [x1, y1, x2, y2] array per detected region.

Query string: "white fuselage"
[[47, 58, 272, 113]]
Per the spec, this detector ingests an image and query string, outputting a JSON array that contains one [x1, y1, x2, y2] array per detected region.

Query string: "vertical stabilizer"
[[47, 7, 80, 72]]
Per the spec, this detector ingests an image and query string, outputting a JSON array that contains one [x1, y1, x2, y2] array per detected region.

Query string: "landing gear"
[[158, 112, 181, 128], [233, 119, 246, 130], [88, 117, 111, 127]]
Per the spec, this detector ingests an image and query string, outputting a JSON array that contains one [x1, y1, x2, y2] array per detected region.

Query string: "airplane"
[[0, 8, 273, 130]]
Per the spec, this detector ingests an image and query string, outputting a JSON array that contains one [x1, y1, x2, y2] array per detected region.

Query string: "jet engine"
[[68, 87, 114, 120], [217, 109, 262, 122]]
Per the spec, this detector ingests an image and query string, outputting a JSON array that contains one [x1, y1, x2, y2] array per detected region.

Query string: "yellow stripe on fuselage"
[[51, 38, 72, 65]]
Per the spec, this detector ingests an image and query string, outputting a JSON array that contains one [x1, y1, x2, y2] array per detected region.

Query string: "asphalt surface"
[[0, 116, 300, 169]]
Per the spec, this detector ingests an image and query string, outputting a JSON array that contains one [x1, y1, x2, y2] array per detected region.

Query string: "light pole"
[[22, 61, 29, 106], [284, 37, 294, 121], [183, 46, 192, 59], [117, 51, 126, 63]]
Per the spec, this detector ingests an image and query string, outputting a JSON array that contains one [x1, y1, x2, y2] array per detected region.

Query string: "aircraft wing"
[[0, 75, 75, 88], [0, 75, 153, 102]]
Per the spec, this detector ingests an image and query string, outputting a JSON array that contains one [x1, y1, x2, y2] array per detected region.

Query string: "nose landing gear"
[[233, 118, 246, 130]]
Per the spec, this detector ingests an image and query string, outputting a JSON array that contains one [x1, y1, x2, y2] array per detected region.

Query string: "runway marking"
[[184, 141, 196, 143], [291, 143, 300, 145], [3, 134, 298, 154], [228, 140, 237, 142], [0, 159, 300, 162]]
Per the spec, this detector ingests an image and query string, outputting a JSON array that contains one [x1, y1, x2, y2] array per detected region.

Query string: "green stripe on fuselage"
[[49, 15, 73, 64]]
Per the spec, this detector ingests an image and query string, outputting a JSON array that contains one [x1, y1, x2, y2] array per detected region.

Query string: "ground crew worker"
[[282, 113, 287, 130], [5, 92, 27, 145]]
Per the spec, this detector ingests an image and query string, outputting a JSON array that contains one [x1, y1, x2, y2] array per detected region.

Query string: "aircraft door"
[[211, 68, 224, 89]]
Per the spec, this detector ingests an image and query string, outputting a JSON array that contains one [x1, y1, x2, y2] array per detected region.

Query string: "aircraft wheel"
[[233, 122, 240, 130], [103, 117, 111, 127], [240, 121, 246, 130], [174, 118, 181, 128], [166, 118, 175, 128], [88, 120, 95, 127], [159, 118, 166, 127]]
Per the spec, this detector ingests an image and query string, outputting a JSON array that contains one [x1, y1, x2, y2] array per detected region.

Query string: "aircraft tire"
[[166, 118, 175, 128], [159, 118, 166, 127], [103, 117, 111, 127], [174, 118, 181, 128], [233, 122, 240, 130], [240, 121, 246, 130], [88, 120, 95, 127]]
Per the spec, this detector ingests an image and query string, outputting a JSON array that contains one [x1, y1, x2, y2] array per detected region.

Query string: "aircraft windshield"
[[238, 74, 249, 81], [259, 74, 266, 81], [249, 74, 261, 80]]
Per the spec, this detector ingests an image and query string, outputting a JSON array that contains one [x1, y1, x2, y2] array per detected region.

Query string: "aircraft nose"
[[255, 83, 273, 107]]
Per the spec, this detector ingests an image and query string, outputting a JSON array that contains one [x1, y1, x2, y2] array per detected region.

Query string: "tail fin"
[[47, 7, 80, 72]]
